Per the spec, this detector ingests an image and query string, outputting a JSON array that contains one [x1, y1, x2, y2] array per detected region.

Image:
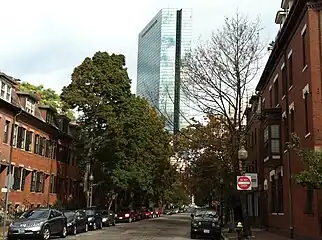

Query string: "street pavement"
[[65, 213, 192, 240]]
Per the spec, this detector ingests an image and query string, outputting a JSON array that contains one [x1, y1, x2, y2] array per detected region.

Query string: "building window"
[[25, 131, 33, 152], [274, 79, 279, 106], [12, 124, 18, 146], [12, 167, 26, 191], [39, 137, 46, 156], [35, 172, 44, 193], [46, 112, 55, 125], [50, 175, 56, 193], [282, 66, 287, 96], [25, 98, 35, 115], [45, 140, 52, 158], [304, 92, 309, 134], [270, 125, 280, 153], [30, 171, 37, 192], [288, 55, 293, 86], [264, 126, 269, 143], [283, 117, 288, 150], [302, 29, 308, 68], [271, 176, 276, 213], [290, 110, 295, 133], [0, 81, 11, 102], [305, 187, 314, 214], [3, 120, 10, 144], [16, 127, 26, 149], [277, 172, 284, 213], [34, 135, 40, 154]]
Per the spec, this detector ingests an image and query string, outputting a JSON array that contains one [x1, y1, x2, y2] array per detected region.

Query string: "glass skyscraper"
[[136, 8, 192, 131]]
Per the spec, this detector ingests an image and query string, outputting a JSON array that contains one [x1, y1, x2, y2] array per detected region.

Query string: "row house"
[[245, 0, 322, 239], [0, 72, 83, 212]]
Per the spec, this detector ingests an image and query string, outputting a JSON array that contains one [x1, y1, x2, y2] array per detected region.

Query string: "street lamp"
[[88, 174, 94, 207], [238, 146, 249, 238]]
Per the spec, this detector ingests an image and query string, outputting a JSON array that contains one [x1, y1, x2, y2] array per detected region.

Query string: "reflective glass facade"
[[137, 9, 192, 131]]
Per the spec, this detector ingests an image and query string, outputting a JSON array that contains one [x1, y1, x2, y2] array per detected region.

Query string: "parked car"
[[190, 209, 221, 239], [117, 208, 137, 223], [63, 210, 88, 235], [101, 210, 116, 227], [82, 207, 103, 230], [163, 209, 173, 215], [7, 208, 67, 240], [154, 208, 162, 217], [143, 208, 153, 219]]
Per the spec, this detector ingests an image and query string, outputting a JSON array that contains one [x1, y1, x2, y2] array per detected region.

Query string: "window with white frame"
[[25, 98, 35, 115], [12, 167, 26, 191], [0, 81, 11, 102]]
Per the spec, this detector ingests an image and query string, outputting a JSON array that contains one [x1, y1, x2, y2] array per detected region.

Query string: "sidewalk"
[[223, 229, 290, 240]]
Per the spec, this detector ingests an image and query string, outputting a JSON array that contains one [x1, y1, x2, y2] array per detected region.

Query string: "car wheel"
[[85, 223, 89, 232], [112, 219, 116, 226], [73, 225, 77, 235], [128, 217, 132, 223], [42, 226, 51, 240], [106, 221, 110, 227], [60, 225, 67, 238], [93, 222, 97, 230], [190, 232, 196, 239]]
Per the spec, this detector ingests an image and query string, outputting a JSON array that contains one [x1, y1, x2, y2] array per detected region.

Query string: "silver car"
[[7, 208, 67, 240]]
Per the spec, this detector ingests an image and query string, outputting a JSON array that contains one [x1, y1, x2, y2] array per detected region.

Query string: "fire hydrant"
[[236, 222, 243, 240]]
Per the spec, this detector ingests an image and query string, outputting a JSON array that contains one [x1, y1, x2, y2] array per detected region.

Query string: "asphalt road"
[[65, 213, 191, 240]]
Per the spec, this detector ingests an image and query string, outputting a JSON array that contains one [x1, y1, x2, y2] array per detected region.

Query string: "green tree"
[[289, 134, 322, 189], [19, 82, 75, 120], [61, 51, 174, 207]]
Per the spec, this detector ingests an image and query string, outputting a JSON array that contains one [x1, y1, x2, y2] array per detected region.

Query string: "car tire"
[[128, 217, 132, 223], [106, 221, 110, 227], [190, 232, 196, 239], [85, 223, 89, 232], [73, 225, 77, 235], [42, 226, 51, 240], [60, 225, 67, 238]]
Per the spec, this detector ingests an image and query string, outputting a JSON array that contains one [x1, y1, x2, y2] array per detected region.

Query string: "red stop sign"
[[237, 176, 252, 190]]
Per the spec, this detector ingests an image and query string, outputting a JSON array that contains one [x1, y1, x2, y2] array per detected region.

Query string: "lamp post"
[[88, 174, 94, 207], [238, 146, 249, 238], [220, 178, 224, 226]]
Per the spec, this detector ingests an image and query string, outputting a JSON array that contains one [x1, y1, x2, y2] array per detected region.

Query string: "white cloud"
[[0, 0, 280, 93]]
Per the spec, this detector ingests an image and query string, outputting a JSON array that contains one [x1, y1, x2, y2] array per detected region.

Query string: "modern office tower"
[[136, 8, 192, 132]]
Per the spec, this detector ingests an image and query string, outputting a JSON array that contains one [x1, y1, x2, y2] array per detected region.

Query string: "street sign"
[[246, 173, 258, 188], [237, 176, 252, 191]]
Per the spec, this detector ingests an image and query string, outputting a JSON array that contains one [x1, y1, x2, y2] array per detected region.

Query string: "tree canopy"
[[61, 51, 182, 208], [19, 82, 75, 120]]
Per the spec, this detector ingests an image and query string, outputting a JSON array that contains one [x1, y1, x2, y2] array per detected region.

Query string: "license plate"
[[204, 229, 210, 233]]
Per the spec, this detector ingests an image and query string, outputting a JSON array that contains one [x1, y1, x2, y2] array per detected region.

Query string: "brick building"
[[245, 0, 322, 239], [0, 72, 83, 212]]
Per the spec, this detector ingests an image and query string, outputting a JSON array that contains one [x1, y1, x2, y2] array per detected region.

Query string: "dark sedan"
[[7, 208, 67, 240], [83, 207, 103, 230], [190, 209, 221, 239], [64, 210, 88, 235], [101, 210, 116, 227]]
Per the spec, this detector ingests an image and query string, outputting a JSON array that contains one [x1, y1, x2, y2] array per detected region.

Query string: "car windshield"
[[20, 209, 50, 219], [64, 211, 76, 219], [195, 210, 217, 218], [84, 209, 95, 216]]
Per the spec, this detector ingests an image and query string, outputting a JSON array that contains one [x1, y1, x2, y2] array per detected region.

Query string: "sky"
[[0, 0, 280, 94]]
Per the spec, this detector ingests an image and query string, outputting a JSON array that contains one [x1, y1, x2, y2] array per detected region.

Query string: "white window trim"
[[282, 111, 286, 118], [273, 74, 279, 83], [301, 24, 307, 36], [269, 85, 272, 91], [281, 62, 285, 70], [269, 170, 275, 181], [288, 49, 293, 59], [25, 98, 36, 115], [289, 102, 295, 112], [303, 84, 310, 98], [0, 80, 12, 103]]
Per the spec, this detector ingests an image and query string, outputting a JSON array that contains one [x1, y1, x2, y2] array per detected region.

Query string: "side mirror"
[[191, 213, 194, 218]]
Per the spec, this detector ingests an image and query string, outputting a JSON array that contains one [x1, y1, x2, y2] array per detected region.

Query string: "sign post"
[[237, 176, 252, 191]]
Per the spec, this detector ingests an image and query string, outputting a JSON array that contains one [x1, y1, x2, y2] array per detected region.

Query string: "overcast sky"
[[0, 0, 280, 94]]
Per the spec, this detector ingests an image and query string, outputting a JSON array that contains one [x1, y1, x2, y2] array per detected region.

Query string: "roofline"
[[0, 72, 19, 85], [256, 0, 306, 92]]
